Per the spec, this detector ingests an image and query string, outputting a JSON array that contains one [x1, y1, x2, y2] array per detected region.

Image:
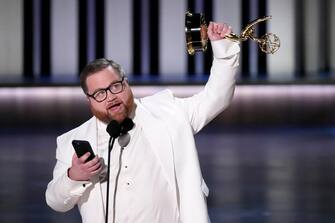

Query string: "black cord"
[[105, 137, 115, 223], [112, 147, 124, 223]]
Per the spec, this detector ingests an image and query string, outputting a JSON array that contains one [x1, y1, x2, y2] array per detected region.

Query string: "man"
[[46, 21, 240, 223]]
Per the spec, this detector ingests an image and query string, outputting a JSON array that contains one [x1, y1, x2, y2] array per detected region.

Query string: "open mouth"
[[108, 102, 122, 111]]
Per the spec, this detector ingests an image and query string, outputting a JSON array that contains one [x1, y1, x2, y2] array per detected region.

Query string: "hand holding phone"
[[72, 140, 96, 162]]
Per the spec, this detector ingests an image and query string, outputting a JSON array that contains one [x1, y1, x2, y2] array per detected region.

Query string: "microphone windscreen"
[[121, 118, 134, 134], [118, 133, 131, 147], [106, 120, 121, 138]]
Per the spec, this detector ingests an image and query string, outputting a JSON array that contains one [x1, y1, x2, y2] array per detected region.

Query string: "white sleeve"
[[175, 39, 240, 134], [45, 137, 92, 212]]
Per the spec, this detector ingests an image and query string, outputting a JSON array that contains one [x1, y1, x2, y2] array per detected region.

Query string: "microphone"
[[104, 117, 134, 223], [118, 133, 130, 147], [120, 118, 134, 135], [106, 118, 134, 138], [106, 120, 121, 138], [105, 120, 119, 223], [118, 118, 134, 147]]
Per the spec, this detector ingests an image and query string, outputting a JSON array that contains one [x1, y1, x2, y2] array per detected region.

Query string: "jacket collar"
[[133, 99, 176, 192]]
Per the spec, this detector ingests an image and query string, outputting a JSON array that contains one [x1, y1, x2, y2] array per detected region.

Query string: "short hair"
[[80, 58, 126, 93]]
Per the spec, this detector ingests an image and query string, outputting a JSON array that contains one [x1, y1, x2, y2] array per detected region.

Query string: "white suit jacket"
[[46, 39, 240, 223]]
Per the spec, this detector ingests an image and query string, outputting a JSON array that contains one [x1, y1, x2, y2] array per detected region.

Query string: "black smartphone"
[[72, 140, 96, 162]]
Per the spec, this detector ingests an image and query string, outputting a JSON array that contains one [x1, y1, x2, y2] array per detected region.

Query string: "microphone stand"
[[105, 137, 116, 223], [104, 118, 133, 223]]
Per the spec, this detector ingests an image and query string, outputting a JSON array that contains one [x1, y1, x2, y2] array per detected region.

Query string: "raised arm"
[[175, 22, 240, 133]]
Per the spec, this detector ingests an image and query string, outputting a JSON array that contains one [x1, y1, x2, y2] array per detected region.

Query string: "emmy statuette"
[[185, 11, 280, 55]]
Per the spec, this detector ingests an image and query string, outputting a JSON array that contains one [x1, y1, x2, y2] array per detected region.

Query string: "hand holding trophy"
[[185, 11, 280, 55], [207, 22, 233, 41]]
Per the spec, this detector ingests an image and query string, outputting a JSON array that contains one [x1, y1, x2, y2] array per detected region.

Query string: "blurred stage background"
[[0, 0, 335, 222]]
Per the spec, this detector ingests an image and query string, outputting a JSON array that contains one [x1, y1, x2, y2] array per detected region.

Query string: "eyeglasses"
[[86, 77, 125, 102]]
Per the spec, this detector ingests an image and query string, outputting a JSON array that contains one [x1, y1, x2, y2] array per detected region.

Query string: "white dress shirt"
[[96, 103, 180, 223]]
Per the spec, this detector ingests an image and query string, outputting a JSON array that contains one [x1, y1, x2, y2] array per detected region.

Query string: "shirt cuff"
[[61, 172, 92, 197]]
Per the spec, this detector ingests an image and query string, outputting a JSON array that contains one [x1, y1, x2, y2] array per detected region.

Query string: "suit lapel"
[[135, 100, 176, 192]]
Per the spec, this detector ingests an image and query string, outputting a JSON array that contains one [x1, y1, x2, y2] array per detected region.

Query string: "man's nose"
[[106, 90, 117, 100]]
